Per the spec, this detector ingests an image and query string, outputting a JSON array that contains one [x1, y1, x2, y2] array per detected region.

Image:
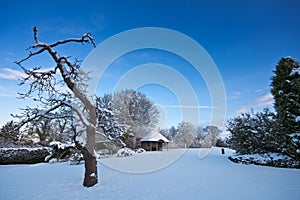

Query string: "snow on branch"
[[16, 26, 95, 65], [13, 101, 70, 129], [14, 26, 97, 130]]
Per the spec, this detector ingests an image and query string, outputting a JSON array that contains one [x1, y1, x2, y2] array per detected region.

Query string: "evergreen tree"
[[227, 57, 300, 161], [227, 113, 256, 154], [271, 57, 300, 159], [0, 121, 20, 145], [227, 109, 279, 154]]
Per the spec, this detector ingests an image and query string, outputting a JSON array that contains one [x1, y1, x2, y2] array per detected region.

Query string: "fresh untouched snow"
[[1, 147, 300, 200]]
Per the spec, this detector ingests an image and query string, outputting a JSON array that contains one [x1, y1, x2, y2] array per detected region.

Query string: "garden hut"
[[140, 132, 169, 151]]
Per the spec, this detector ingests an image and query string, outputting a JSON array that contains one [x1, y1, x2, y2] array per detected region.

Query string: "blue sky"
[[0, 0, 300, 129]]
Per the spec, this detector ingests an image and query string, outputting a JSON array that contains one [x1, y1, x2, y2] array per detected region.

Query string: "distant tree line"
[[227, 57, 300, 161], [159, 122, 225, 148]]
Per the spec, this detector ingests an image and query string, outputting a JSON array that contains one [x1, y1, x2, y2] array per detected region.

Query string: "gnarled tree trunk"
[[75, 125, 98, 187], [81, 146, 98, 187], [16, 26, 98, 187]]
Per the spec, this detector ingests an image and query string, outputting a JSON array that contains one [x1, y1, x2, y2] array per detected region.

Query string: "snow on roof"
[[140, 132, 169, 143]]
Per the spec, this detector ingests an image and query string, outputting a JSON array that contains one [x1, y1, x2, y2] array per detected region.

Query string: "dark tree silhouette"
[[15, 27, 99, 187]]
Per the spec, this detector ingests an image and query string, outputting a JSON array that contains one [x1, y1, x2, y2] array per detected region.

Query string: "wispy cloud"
[[0, 68, 26, 80], [235, 93, 274, 114], [0, 92, 16, 98], [254, 86, 270, 94], [230, 91, 240, 100], [235, 106, 248, 114], [163, 105, 212, 109], [2, 50, 14, 63], [255, 93, 273, 106], [254, 88, 263, 93], [4, 50, 13, 56], [89, 13, 106, 31]]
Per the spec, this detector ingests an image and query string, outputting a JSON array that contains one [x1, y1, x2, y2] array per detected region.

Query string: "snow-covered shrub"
[[95, 149, 111, 158], [46, 141, 76, 163], [227, 109, 280, 155], [69, 148, 84, 165], [49, 141, 75, 150], [0, 147, 50, 164], [229, 153, 300, 168], [48, 158, 59, 164], [135, 148, 146, 153], [116, 148, 135, 157]]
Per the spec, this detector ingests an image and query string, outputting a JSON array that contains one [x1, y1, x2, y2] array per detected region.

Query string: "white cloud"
[[235, 93, 274, 114], [3, 50, 13, 56], [0, 92, 16, 98], [254, 88, 264, 93], [254, 86, 271, 94], [235, 106, 248, 113], [255, 93, 273, 103], [230, 91, 240, 99], [0, 68, 26, 80]]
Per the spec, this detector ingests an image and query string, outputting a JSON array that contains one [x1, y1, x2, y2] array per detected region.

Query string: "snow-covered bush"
[[49, 141, 75, 149], [227, 109, 280, 155], [46, 141, 76, 163], [116, 148, 135, 157], [135, 148, 146, 153], [229, 153, 300, 168], [95, 149, 111, 158], [69, 148, 84, 165], [0, 147, 50, 164], [48, 158, 59, 164]]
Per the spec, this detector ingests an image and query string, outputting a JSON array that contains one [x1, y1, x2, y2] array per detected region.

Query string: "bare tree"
[[14, 27, 99, 187], [24, 113, 72, 143], [201, 126, 221, 148], [175, 121, 196, 148], [113, 89, 160, 147]]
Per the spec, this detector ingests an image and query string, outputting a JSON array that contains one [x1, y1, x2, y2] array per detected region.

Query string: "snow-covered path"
[[1, 148, 300, 200]]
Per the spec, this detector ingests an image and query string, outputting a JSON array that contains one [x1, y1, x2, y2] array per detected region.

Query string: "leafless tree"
[[113, 89, 160, 145], [175, 121, 195, 148], [14, 26, 99, 187]]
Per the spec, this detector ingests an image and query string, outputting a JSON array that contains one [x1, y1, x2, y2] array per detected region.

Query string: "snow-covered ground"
[[1, 147, 300, 200]]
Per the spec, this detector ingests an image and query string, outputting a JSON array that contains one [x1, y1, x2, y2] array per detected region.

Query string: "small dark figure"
[[221, 148, 225, 155]]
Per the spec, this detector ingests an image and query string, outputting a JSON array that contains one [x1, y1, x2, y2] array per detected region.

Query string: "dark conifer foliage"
[[228, 57, 300, 162]]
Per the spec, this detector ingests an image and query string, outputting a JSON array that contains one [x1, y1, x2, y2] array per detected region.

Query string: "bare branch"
[[14, 102, 67, 129], [15, 47, 48, 65], [16, 27, 95, 66], [33, 26, 39, 44], [50, 33, 96, 48]]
